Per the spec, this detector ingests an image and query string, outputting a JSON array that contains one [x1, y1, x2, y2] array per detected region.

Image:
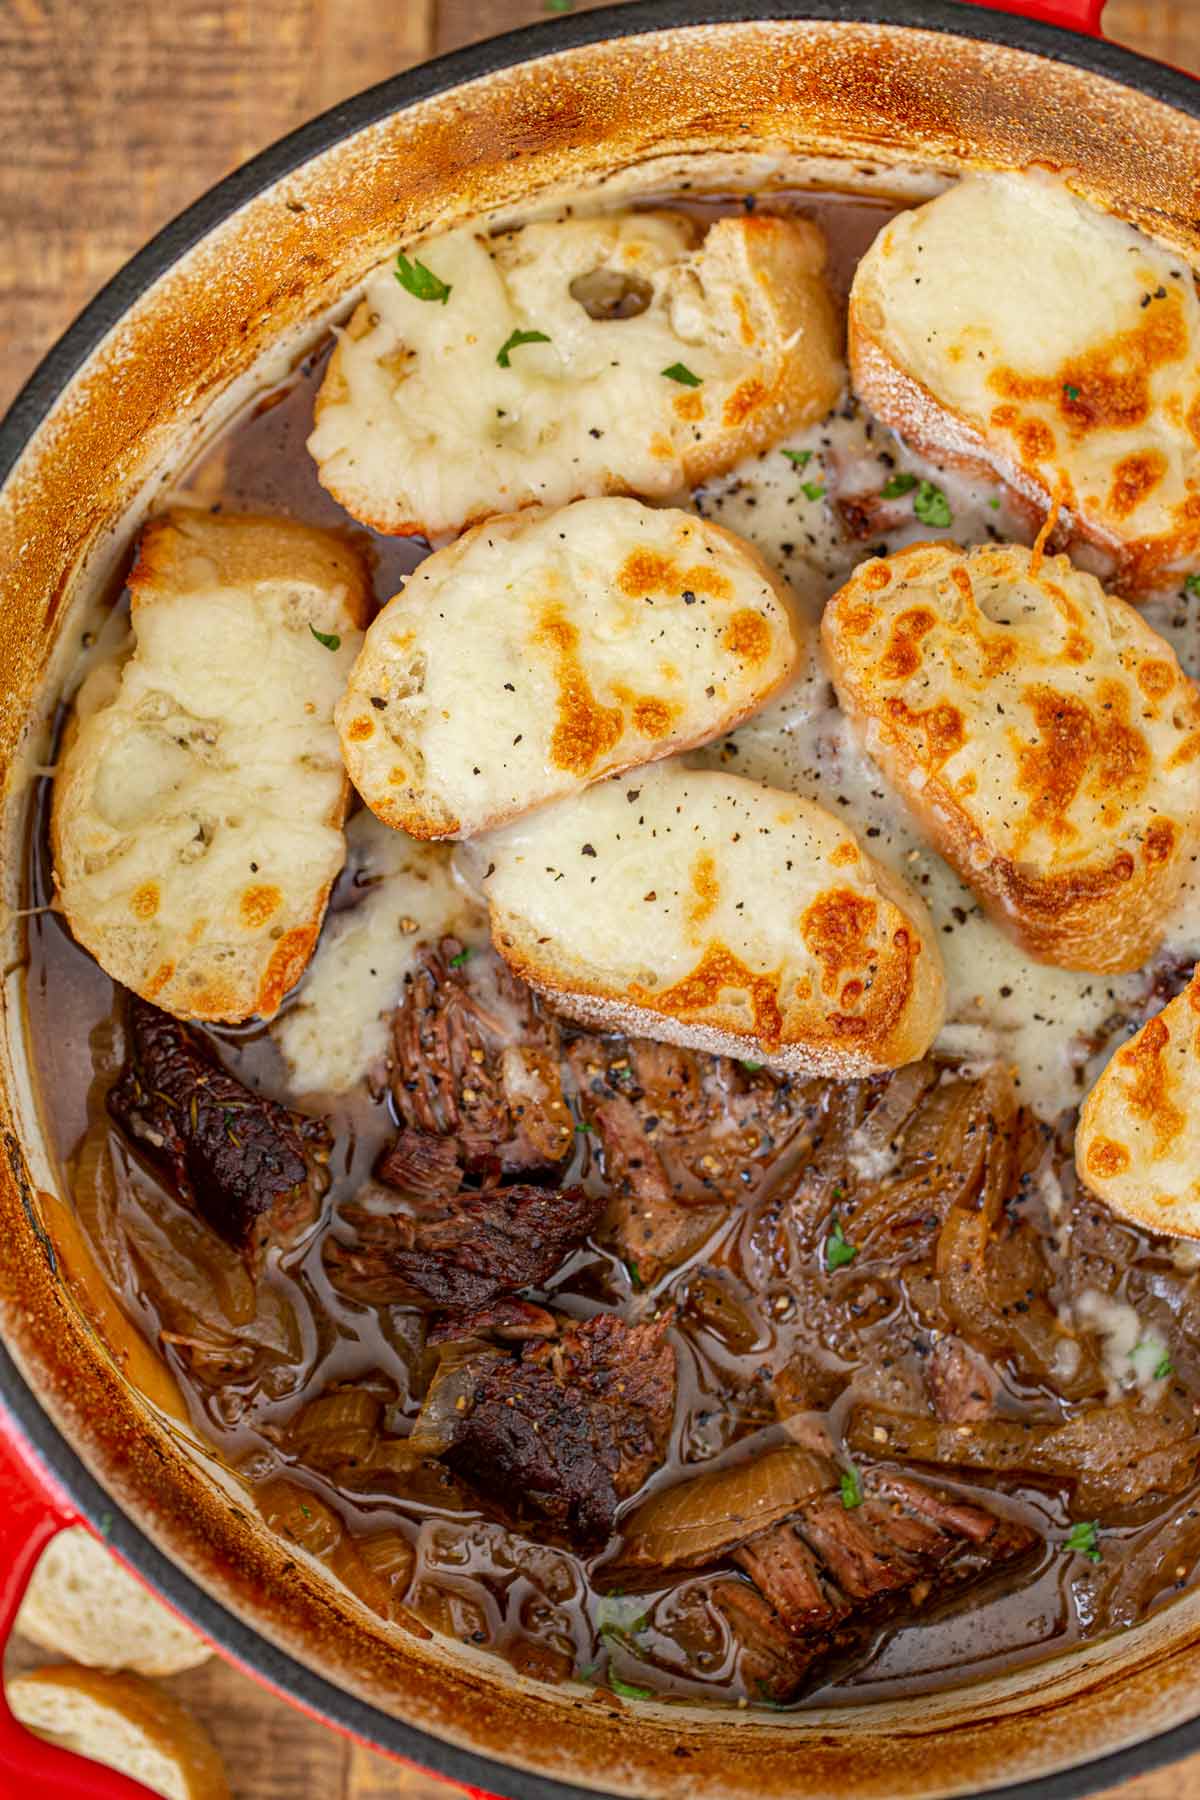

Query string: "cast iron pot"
[[2, 3, 1200, 1795]]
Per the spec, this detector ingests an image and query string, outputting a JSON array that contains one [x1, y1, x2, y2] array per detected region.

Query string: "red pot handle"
[[0, 1406, 163, 1798], [957, 0, 1105, 34]]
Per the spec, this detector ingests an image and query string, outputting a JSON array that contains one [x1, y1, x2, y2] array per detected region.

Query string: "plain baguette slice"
[[480, 763, 944, 1077], [15, 1526, 209, 1677], [337, 499, 802, 839], [7, 1666, 230, 1800], [1077, 975, 1200, 1237], [52, 510, 369, 1022], [822, 540, 1200, 973], [850, 170, 1200, 592], [309, 210, 842, 538]]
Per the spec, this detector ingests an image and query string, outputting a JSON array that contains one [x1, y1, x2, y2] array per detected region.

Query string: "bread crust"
[[309, 210, 843, 540], [849, 172, 1200, 592], [8, 1665, 230, 1800], [52, 509, 369, 1022], [1077, 975, 1200, 1238], [336, 499, 803, 840], [482, 764, 944, 1076], [822, 540, 1200, 974]]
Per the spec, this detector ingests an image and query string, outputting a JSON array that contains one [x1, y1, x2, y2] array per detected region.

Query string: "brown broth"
[[21, 188, 1200, 1710]]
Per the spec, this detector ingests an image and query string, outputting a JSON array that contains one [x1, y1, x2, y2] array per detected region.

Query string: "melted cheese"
[[1071, 1288, 1170, 1397], [336, 500, 801, 839], [273, 809, 486, 1095], [308, 211, 842, 538], [851, 171, 1200, 589], [693, 399, 1158, 1119], [480, 762, 945, 1078]]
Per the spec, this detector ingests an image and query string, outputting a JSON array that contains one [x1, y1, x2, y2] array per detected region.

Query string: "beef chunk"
[[434, 1312, 676, 1541], [426, 1297, 559, 1347], [389, 938, 571, 1184], [926, 1337, 998, 1424], [717, 1465, 1038, 1701], [325, 1182, 603, 1310], [377, 1129, 461, 1198], [568, 1034, 808, 1283], [108, 997, 330, 1274]]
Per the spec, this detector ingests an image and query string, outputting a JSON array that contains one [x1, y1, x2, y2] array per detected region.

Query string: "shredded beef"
[[426, 1297, 559, 1346], [108, 998, 329, 1273], [388, 938, 572, 1186], [718, 1462, 1038, 1700], [324, 1182, 603, 1310], [568, 1033, 808, 1283], [437, 1312, 676, 1541]]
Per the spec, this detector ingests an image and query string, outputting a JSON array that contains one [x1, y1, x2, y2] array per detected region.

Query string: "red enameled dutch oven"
[[4, 1, 1200, 1794]]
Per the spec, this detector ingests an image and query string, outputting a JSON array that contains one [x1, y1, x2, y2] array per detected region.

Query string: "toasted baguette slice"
[[480, 763, 944, 1076], [7, 1666, 230, 1800], [15, 1526, 209, 1677], [850, 171, 1200, 590], [337, 499, 802, 839], [52, 511, 369, 1022], [822, 541, 1200, 973], [1078, 975, 1200, 1237], [309, 211, 842, 539]]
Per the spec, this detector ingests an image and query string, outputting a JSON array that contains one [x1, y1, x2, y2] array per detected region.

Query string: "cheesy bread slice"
[[52, 510, 369, 1021], [336, 499, 801, 839], [850, 172, 1200, 590], [309, 211, 842, 538], [480, 763, 945, 1077], [822, 541, 1200, 973], [1078, 974, 1200, 1237]]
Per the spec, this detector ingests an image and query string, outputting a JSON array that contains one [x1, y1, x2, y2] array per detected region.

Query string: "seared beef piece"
[[389, 938, 572, 1183], [108, 998, 330, 1274], [926, 1337, 997, 1423], [377, 1129, 461, 1198], [325, 1182, 603, 1310], [567, 1034, 808, 1283], [439, 1312, 676, 1541], [426, 1297, 559, 1347], [717, 1467, 1038, 1701]]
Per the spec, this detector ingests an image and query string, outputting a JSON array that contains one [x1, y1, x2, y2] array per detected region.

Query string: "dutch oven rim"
[[3, 5, 1200, 1798]]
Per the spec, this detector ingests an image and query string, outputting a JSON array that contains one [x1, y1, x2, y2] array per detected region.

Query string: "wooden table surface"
[[2, 1, 1199, 1795]]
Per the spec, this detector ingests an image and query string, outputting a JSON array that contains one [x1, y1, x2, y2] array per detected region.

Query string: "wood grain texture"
[[1, 2, 1199, 1797]]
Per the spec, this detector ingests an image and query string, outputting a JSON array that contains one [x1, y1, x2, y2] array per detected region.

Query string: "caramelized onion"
[[847, 1400, 1198, 1519], [568, 268, 653, 320], [617, 1446, 832, 1573]]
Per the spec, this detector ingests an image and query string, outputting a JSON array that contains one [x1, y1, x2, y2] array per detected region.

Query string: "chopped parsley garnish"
[[448, 948, 471, 968], [825, 1216, 858, 1272], [1186, 573, 1200, 598], [497, 328, 552, 367], [840, 1464, 864, 1510], [1155, 1353, 1175, 1380], [662, 362, 702, 387], [1063, 383, 1081, 401], [607, 1673, 654, 1701], [545, 0, 573, 10], [98, 1512, 115, 1539], [394, 251, 452, 304], [801, 481, 826, 502], [625, 1259, 643, 1291], [575, 1120, 595, 1133], [880, 471, 918, 499], [913, 479, 952, 528], [309, 624, 341, 651], [1066, 1520, 1101, 1564], [781, 449, 813, 470], [740, 1059, 763, 1072], [988, 496, 1001, 511]]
